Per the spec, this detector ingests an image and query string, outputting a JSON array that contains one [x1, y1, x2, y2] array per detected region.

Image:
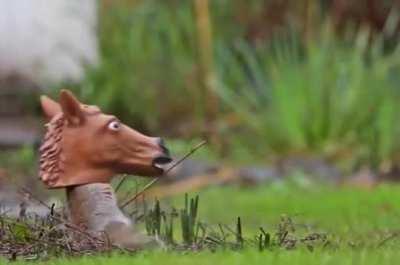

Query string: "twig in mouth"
[[115, 174, 128, 193], [120, 140, 207, 210]]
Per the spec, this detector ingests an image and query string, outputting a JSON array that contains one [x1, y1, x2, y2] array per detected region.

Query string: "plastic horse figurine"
[[39, 89, 172, 249]]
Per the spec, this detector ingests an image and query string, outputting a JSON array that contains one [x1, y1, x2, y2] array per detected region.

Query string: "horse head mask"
[[39, 89, 172, 188]]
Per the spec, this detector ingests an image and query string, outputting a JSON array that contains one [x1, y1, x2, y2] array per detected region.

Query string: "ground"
[[6, 181, 400, 264]]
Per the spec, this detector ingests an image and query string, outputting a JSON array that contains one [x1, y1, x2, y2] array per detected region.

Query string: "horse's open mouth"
[[152, 156, 173, 173]]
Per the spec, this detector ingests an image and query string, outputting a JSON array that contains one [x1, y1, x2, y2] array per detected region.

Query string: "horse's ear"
[[40, 95, 61, 121], [59, 89, 85, 126]]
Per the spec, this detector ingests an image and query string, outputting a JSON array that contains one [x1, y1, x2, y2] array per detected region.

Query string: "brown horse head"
[[39, 89, 172, 188]]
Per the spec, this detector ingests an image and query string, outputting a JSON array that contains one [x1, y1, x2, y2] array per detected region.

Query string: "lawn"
[[197, 183, 400, 235], [40, 249, 400, 265], [6, 181, 400, 265]]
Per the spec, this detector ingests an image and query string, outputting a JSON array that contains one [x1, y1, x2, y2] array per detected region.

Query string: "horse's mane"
[[39, 114, 65, 187]]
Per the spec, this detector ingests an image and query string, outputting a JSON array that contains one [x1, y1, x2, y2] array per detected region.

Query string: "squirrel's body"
[[67, 183, 161, 249], [66, 183, 131, 231]]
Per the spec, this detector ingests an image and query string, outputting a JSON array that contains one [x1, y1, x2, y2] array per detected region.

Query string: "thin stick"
[[19, 187, 53, 211], [19, 187, 134, 252], [18, 187, 103, 243], [377, 231, 400, 248], [120, 140, 207, 210], [115, 174, 128, 193]]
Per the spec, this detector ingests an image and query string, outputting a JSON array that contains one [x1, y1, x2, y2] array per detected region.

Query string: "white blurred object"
[[0, 0, 99, 85]]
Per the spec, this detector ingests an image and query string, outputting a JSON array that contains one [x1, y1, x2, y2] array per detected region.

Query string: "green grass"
[[26, 249, 400, 265], [7, 183, 400, 264], [174, 182, 400, 238]]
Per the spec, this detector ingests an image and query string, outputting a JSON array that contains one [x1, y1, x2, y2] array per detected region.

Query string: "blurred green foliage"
[[216, 28, 400, 170], [0, 146, 35, 179], [57, 0, 400, 171], [71, 1, 200, 134]]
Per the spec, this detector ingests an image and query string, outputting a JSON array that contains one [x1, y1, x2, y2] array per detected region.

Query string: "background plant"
[[44, 0, 400, 173], [215, 26, 400, 170]]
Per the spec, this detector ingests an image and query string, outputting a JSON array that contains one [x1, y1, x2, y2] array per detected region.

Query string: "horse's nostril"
[[153, 156, 173, 165]]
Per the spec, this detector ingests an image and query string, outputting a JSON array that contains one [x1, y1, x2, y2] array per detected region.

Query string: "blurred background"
[[2, 0, 400, 196]]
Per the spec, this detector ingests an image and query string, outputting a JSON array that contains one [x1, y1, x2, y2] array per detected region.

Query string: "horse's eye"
[[108, 121, 121, 131]]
